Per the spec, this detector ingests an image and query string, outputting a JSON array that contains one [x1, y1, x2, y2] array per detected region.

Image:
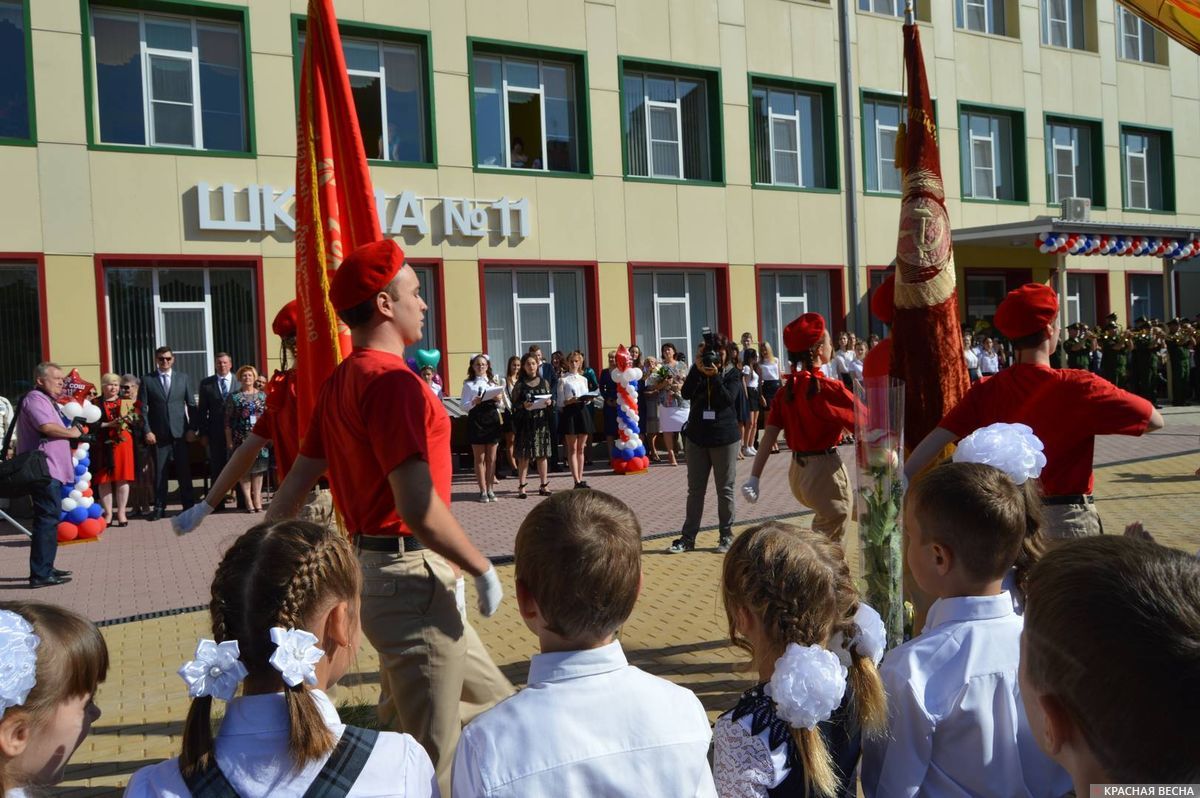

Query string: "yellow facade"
[[2, 0, 1198, 388]]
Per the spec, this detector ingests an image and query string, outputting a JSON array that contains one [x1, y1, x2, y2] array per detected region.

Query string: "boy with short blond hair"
[[452, 490, 717, 797]]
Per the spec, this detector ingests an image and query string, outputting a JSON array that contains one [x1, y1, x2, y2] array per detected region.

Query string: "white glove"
[[455, 576, 467, 620], [474, 566, 503, 618], [741, 476, 760, 504], [172, 501, 214, 535]]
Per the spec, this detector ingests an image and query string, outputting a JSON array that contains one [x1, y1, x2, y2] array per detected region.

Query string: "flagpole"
[[904, 0, 914, 26], [837, 0, 863, 336]]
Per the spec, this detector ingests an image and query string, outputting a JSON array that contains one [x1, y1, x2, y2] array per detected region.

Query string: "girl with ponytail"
[[861, 424, 1071, 798], [715, 522, 887, 798], [126, 520, 436, 797], [741, 313, 857, 541]]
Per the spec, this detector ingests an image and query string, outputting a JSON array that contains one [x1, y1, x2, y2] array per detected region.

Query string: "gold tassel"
[[894, 121, 907, 172]]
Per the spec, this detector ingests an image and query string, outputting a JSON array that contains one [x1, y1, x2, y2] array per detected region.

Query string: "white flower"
[[0, 610, 40, 718], [831, 603, 887, 668], [268, 628, 324, 687], [953, 422, 1046, 485], [765, 643, 847, 730], [178, 639, 247, 702]]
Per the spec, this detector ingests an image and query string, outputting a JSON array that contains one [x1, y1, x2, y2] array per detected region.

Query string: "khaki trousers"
[[786, 452, 851, 541], [358, 548, 513, 797], [1042, 501, 1104, 540]]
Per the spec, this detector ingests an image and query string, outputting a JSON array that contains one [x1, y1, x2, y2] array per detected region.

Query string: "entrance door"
[[1066, 274, 1097, 326], [965, 274, 1008, 326]]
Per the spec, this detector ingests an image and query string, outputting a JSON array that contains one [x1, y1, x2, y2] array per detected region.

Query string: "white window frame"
[[959, 0, 999, 34], [1042, 0, 1086, 49], [339, 36, 425, 163], [635, 271, 717, 358], [1048, 124, 1079, 204], [866, 97, 902, 194], [489, 270, 585, 357], [1116, 5, 1155, 62], [967, 121, 998, 200], [641, 76, 686, 180], [475, 54, 574, 172], [765, 90, 803, 187], [90, 8, 241, 150], [860, 0, 904, 17], [1124, 132, 1151, 210]]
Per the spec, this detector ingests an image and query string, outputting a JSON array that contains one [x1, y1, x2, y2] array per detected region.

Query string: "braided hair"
[[721, 522, 887, 798], [180, 520, 360, 777], [784, 330, 830, 402]]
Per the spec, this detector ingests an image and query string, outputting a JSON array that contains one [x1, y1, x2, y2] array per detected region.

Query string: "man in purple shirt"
[[15, 362, 80, 587]]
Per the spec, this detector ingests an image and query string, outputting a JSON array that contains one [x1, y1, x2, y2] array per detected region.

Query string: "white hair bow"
[[953, 422, 1047, 485], [179, 640, 248, 702], [830, 603, 887, 668], [0, 610, 40, 718], [765, 643, 847, 730], [269, 628, 324, 687]]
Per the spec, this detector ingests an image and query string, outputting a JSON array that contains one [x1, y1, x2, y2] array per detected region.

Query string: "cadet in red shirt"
[[266, 239, 511, 794], [742, 313, 857, 541], [907, 283, 1164, 539], [173, 300, 305, 534]]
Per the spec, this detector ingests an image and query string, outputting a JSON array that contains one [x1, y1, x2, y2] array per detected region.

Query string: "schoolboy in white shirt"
[[452, 490, 717, 798], [861, 460, 1072, 798]]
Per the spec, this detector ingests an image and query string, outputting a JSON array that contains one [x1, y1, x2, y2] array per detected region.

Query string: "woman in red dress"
[[95, 372, 136, 526]]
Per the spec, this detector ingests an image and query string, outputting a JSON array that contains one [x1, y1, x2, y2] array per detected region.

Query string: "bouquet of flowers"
[[854, 376, 905, 650], [109, 404, 141, 445]]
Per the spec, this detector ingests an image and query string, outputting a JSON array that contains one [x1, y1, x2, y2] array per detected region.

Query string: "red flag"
[[294, 0, 381, 434], [890, 20, 971, 451]]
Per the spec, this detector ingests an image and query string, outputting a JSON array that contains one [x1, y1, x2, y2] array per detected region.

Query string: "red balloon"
[[56, 522, 79, 542], [82, 488, 93, 498], [78, 518, 104, 539]]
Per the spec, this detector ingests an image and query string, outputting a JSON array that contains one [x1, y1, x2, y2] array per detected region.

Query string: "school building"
[[2, 0, 1199, 399]]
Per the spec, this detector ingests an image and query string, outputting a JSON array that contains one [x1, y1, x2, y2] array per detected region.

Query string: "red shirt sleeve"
[[300, 404, 325, 459], [1078, 374, 1154, 437], [359, 369, 432, 476], [766, 391, 785, 429], [815, 380, 858, 431], [939, 382, 985, 438], [254, 407, 275, 443]]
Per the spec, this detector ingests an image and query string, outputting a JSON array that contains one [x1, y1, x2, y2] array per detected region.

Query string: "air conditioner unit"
[[1060, 197, 1091, 221]]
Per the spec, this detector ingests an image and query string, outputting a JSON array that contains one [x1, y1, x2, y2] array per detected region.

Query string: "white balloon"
[[78, 442, 90, 452], [72, 451, 84, 462], [81, 471, 92, 483], [76, 482, 90, 494], [83, 404, 102, 424], [79, 496, 94, 508], [62, 401, 83, 420], [69, 490, 82, 500], [61, 498, 78, 512]]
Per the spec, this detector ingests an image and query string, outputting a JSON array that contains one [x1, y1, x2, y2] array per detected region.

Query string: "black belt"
[[1043, 494, 1094, 506], [793, 448, 838, 461], [354, 535, 425, 552]]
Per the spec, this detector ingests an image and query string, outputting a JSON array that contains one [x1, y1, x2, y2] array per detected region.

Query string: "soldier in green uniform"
[[1166, 317, 1195, 406], [1129, 317, 1162, 408], [1064, 322, 1092, 370], [1098, 316, 1130, 387]]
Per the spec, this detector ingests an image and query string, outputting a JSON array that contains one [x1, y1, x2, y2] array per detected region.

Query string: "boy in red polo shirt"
[[266, 239, 511, 795], [906, 283, 1164, 539]]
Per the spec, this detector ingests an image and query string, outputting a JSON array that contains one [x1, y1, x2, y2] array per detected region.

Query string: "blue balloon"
[[87, 503, 103, 520], [59, 511, 68, 522], [74, 463, 87, 477], [67, 506, 88, 524], [61, 485, 73, 498], [78, 457, 90, 470]]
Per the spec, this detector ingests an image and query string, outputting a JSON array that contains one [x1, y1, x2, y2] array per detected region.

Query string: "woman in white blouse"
[[555, 350, 595, 489], [849, 340, 867, 383], [461, 354, 504, 502], [654, 343, 689, 466]]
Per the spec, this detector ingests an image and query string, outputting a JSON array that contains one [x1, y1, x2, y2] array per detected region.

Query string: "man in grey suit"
[[143, 346, 198, 520]]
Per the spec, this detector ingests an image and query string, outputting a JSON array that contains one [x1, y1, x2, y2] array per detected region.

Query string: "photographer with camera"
[[10, 363, 80, 587], [667, 329, 743, 554]]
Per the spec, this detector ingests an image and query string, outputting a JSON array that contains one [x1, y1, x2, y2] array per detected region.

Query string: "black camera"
[[700, 327, 720, 368]]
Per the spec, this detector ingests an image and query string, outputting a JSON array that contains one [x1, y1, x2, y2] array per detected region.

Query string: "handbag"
[[0, 394, 53, 499]]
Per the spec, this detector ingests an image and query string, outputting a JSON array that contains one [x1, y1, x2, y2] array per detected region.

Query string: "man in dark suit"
[[197, 352, 233, 497], [143, 346, 198, 520]]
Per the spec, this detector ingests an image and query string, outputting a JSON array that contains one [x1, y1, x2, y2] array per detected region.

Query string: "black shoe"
[[716, 537, 733, 554], [52, 568, 72, 577], [667, 538, 695, 553], [28, 574, 72, 588], [574, 481, 590, 490], [148, 509, 164, 522]]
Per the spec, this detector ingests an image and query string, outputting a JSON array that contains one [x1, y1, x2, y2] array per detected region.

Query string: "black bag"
[[0, 394, 53, 499]]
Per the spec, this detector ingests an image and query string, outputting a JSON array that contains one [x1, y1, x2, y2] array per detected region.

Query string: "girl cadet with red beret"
[[906, 283, 1165, 540], [741, 312, 857, 542]]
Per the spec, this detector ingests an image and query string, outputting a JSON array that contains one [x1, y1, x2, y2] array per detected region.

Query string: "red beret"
[[329, 239, 405, 313], [994, 283, 1059, 339], [783, 312, 826, 354], [271, 300, 299, 338], [871, 273, 896, 325]]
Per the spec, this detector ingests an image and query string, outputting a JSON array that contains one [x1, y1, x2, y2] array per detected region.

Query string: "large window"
[[1066, 274, 1098, 326], [1128, 274, 1163, 322], [1121, 127, 1172, 211], [1116, 5, 1161, 64], [484, 269, 587, 361], [965, 274, 1009, 326], [868, 270, 891, 339], [758, 271, 833, 360], [1045, 118, 1102, 205], [0, 0, 32, 142], [88, 5, 249, 152], [956, 0, 1006, 35], [104, 265, 258, 393], [959, 107, 1024, 201], [632, 270, 717, 357], [622, 62, 722, 183], [404, 264, 439, 361], [471, 45, 586, 174], [751, 81, 834, 189], [863, 95, 902, 194], [0, 262, 42, 401], [298, 28, 431, 164], [1041, 0, 1086, 50]]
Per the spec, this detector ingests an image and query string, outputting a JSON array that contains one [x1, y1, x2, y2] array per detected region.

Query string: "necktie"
[[162, 372, 170, 396], [220, 377, 228, 398]]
